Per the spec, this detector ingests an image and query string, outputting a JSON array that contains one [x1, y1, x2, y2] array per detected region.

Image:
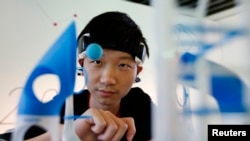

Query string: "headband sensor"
[[78, 33, 146, 64]]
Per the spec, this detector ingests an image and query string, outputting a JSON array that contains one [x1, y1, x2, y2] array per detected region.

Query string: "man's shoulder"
[[73, 89, 89, 105], [73, 89, 89, 97], [123, 87, 152, 102]]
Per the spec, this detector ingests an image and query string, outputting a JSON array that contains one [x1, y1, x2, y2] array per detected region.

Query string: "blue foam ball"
[[86, 43, 103, 60]]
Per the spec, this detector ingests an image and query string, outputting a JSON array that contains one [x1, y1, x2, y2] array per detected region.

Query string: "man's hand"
[[74, 108, 136, 141]]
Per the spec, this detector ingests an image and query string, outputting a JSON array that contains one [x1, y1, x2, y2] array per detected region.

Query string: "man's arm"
[[25, 108, 136, 141], [74, 108, 136, 141]]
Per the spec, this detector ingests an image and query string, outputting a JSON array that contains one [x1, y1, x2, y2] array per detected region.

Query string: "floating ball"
[[86, 43, 103, 60]]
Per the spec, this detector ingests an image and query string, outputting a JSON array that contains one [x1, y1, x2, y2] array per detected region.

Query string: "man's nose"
[[99, 66, 116, 85]]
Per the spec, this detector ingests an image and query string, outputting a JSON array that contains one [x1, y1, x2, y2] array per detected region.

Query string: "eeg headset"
[[77, 32, 147, 83], [77, 33, 103, 60], [77, 32, 147, 65]]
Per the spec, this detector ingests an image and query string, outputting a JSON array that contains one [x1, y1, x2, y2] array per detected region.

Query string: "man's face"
[[83, 49, 140, 106]]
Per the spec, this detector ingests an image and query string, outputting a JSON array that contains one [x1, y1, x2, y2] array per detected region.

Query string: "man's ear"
[[77, 58, 85, 76], [134, 66, 143, 83], [137, 66, 143, 75], [78, 58, 84, 67]]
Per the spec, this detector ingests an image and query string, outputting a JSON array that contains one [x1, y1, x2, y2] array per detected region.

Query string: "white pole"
[[193, 1, 210, 140], [151, 0, 185, 140]]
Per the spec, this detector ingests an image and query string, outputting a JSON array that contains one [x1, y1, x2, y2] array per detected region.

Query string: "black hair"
[[77, 11, 149, 62]]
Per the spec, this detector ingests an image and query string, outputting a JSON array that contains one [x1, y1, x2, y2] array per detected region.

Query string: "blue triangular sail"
[[18, 21, 77, 115]]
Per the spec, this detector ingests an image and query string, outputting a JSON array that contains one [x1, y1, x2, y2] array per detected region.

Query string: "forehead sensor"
[[78, 43, 103, 60]]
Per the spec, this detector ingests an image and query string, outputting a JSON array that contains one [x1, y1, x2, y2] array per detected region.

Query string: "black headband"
[[77, 33, 146, 63]]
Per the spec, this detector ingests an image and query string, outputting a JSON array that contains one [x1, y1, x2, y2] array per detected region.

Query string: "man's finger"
[[121, 117, 136, 141], [98, 111, 128, 141]]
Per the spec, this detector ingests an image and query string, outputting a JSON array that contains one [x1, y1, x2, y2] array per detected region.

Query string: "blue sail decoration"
[[11, 21, 77, 141], [178, 26, 249, 114], [179, 52, 248, 113]]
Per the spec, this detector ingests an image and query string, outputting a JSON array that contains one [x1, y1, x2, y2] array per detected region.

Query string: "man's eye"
[[119, 64, 131, 68], [91, 60, 101, 64]]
